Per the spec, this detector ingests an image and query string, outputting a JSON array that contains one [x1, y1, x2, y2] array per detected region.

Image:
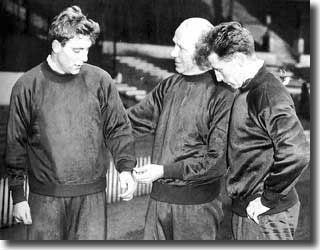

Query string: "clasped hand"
[[13, 200, 32, 225], [119, 171, 137, 201]]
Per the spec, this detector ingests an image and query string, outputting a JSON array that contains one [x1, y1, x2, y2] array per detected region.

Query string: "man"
[[5, 6, 136, 240], [197, 21, 309, 240], [127, 18, 235, 240]]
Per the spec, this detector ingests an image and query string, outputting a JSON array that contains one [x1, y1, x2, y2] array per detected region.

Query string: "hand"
[[133, 164, 164, 184], [13, 201, 32, 225], [246, 197, 270, 224], [119, 171, 137, 201]]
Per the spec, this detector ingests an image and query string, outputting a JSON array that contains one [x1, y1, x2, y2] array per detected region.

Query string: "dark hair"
[[196, 22, 255, 66], [48, 5, 100, 46]]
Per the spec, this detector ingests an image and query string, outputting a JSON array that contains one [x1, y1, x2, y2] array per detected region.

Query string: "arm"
[[134, 88, 235, 183], [5, 81, 30, 204], [258, 86, 310, 208], [102, 82, 137, 173], [5, 80, 32, 223], [101, 82, 137, 200], [127, 77, 171, 137]]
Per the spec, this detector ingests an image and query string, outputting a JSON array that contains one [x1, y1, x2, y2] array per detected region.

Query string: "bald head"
[[171, 18, 213, 75], [178, 18, 213, 38]]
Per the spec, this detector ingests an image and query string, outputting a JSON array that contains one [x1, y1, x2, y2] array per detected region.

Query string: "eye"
[[73, 49, 81, 53]]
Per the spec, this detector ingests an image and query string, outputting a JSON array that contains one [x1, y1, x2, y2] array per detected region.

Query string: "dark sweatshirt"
[[128, 71, 235, 204], [6, 61, 136, 204], [226, 65, 309, 216]]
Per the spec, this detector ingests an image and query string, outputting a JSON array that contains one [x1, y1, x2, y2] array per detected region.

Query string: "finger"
[[25, 210, 32, 225], [134, 177, 151, 184], [14, 217, 23, 224], [253, 215, 259, 224], [119, 190, 133, 201], [137, 178, 153, 184], [134, 175, 147, 182], [121, 195, 133, 201], [133, 167, 146, 173], [19, 213, 28, 224], [132, 171, 139, 180]]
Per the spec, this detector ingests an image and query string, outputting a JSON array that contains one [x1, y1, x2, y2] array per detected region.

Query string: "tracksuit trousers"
[[27, 191, 106, 240], [143, 197, 224, 240], [232, 201, 300, 240]]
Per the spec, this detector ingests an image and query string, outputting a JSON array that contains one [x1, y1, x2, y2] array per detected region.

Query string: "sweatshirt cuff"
[[261, 190, 282, 208], [163, 162, 183, 179], [10, 185, 26, 204], [116, 159, 136, 173]]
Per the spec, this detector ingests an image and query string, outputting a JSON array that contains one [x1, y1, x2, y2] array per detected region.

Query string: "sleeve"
[[127, 78, 171, 137], [101, 81, 137, 173], [5, 81, 31, 204], [163, 89, 235, 181], [258, 86, 310, 208]]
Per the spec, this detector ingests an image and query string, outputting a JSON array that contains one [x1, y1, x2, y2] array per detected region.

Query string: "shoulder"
[[81, 63, 113, 82], [248, 71, 293, 111], [12, 63, 43, 93], [160, 73, 181, 86]]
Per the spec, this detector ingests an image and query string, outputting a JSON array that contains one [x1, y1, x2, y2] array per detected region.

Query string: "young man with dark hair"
[[197, 21, 309, 240], [5, 6, 136, 240]]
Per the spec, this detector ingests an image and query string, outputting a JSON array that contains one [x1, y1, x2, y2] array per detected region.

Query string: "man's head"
[[48, 6, 100, 74], [171, 18, 213, 75], [197, 22, 256, 88]]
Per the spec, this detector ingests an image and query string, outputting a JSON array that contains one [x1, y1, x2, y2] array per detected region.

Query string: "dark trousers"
[[27, 191, 106, 240], [143, 197, 224, 240], [232, 201, 300, 240]]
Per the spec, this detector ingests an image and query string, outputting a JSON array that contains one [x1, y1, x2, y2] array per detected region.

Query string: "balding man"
[[127, 18, 235, 240]]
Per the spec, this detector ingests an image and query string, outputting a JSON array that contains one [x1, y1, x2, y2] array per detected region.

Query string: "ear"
[[234, 52, 247, 64], [52, 40, 62, 53]]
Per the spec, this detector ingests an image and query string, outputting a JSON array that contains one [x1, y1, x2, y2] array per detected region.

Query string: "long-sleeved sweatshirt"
[[128, 71, 235, 204], [226, 65, 309, 216], [5, 60, 136, 204]]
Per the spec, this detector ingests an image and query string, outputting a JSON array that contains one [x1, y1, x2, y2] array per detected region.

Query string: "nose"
[[171, 46, 178, 58], [215, 71, 223, 82]]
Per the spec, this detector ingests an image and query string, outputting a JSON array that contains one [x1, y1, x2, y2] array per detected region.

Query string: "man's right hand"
[[13, 201, 32, 224]]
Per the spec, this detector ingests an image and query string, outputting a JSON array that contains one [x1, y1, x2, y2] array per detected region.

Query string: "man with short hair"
[[197, 21, 309, 240], [5, 6, 136, 240], [128, 18, 235, 240]]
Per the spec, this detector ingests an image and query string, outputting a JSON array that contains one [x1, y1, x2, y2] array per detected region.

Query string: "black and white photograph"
[[0, 0, 313, 244]]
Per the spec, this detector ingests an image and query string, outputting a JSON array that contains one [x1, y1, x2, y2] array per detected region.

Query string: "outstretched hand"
[[133, 164, 164, 184]]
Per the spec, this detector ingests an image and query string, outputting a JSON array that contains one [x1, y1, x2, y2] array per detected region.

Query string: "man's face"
[[170, 26, 200, 75], [208, 52, 243, 89], [53, 35, 92, 75]]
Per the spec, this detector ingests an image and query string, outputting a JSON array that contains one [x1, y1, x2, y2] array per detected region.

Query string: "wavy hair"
[[196, 21, 255, 67], [48, 5, 100, 46]]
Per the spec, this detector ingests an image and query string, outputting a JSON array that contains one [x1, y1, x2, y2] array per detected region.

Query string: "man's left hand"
[[246, 197, 270, 224], [133, 164, 164, 184], [119, 171, 137, 201]]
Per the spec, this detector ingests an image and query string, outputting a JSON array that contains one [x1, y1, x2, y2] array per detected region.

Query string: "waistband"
[[28, 175, 106, 197], [150, 179, 221, 205]]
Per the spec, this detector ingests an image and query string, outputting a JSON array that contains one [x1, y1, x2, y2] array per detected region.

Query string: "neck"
[[240, 57, 264, 86], [47, 54, 65, 74], [183, 67, 209, 76]]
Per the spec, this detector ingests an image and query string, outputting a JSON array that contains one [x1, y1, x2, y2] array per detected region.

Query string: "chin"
[[71, 70, 80, 75]]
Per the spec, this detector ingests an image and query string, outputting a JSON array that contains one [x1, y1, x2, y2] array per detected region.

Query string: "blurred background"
[[0, 0, 310, 240]]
